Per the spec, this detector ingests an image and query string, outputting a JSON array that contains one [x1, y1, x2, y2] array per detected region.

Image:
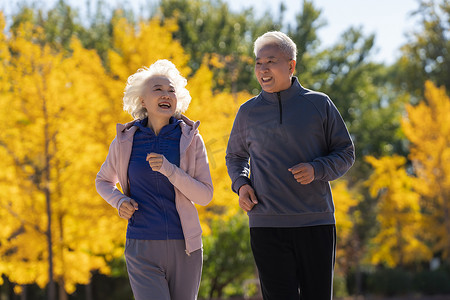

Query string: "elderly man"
[[226, 31, 355, 300]]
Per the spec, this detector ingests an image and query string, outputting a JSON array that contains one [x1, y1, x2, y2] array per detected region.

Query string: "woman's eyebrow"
[[152, 84, 175, 89]]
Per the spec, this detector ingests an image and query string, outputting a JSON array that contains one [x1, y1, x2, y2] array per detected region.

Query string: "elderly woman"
[[96, 59, 213, 300]]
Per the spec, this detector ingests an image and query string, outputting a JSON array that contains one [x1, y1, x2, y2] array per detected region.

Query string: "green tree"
[[8, 0, 136, 71], [199, 213, 256, 299], [158, 0, 281, 93], [288, 0, 325, 85], [393, 0, 449, 98], [36, 0, 82, 51]]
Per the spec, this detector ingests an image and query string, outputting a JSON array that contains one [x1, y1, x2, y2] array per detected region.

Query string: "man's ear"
[[289, 60, 297, 75]]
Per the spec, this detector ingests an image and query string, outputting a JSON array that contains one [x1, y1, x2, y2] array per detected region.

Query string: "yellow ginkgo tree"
[[402, 81, 450, 261], [365, 155, 432, 267], [0, 12, 253, 294], [0, 18, 124, 298], [365, 81, 450, 266], [107, 15, 191, 108]]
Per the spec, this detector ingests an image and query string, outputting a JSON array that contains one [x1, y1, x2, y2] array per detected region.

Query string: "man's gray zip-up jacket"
[[226, 77, 355, 228]]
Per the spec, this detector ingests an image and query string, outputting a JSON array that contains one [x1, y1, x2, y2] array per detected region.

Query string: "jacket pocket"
[[184, 230, 202, 240], [124, 238, 133, 254]]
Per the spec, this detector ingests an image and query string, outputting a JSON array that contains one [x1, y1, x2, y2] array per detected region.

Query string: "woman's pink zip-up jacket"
[[95, 115, 213, 255]]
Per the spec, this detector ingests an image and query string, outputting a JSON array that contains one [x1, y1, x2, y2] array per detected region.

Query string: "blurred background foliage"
[[0, 0, 449, 299]]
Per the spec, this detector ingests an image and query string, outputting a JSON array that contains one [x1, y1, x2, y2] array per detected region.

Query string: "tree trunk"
[[443, 193, 450, 264], [85, 281, 94, 300], [58, 279, 68, 300], [208, 276, 218, 300], [43, 77, 55, 300], [45, 184, 55, 300], [20, 285, 27, 300], [354, 238, 362, 298]]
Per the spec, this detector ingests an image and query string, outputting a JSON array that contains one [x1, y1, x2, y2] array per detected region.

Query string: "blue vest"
[[126, 117, 184, 240]]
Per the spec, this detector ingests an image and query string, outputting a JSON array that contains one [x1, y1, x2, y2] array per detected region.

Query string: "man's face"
[[254, 44, 295, 93]]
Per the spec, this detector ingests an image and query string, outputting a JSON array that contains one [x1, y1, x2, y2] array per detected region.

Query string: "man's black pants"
[[250, 225, 336, 300]]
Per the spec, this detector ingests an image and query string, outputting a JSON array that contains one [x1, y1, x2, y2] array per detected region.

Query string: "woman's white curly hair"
[[123, 59, 191, 120]]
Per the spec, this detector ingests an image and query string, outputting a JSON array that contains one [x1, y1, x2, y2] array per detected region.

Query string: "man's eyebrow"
[[255, 56, 277, 61]]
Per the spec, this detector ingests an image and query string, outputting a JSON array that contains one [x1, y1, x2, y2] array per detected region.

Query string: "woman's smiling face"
[[141, 76, 178, 121]]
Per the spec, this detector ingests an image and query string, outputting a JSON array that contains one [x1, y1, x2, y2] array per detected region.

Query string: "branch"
[[0, 201, 46, 236]]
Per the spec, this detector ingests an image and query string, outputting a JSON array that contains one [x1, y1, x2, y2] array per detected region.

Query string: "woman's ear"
[[140, 97, 145, 108]]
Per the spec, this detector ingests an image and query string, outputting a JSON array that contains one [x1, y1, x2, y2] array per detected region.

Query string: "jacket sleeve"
[[225, 106, 252, 194], [310, 97, 355, 181], [95, 137, 132, 212], [158, 133, 213, 206]]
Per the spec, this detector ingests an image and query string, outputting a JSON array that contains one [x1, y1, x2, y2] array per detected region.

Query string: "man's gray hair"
[[254, 31, 297, 61]]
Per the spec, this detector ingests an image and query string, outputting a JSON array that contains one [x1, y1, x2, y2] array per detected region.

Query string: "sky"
[[2, 0, 421, 65], [226, 0, 420, 64]]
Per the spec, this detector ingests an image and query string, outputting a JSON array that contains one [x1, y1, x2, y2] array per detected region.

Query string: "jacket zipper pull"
[[277, 92, 283, 124]]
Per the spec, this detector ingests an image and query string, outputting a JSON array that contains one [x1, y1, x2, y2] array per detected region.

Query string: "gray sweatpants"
[[124, 239, 203, 300]]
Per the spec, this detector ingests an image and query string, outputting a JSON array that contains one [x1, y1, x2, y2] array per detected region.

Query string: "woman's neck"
[[147, 117, 170, 136]]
